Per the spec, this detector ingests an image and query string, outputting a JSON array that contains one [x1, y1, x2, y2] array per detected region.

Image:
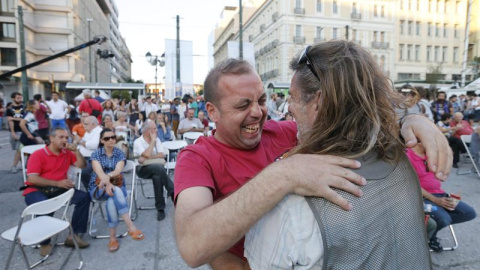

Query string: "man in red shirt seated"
[[450, 112, 473, 139], [23, 127, 90, 256]]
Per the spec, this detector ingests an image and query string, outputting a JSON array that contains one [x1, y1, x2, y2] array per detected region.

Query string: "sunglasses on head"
[[102, 135, 116, 141], [298, 45, 320, 81]]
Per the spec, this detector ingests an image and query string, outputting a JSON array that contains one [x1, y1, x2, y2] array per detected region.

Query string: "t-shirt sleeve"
[[178, 120, 185, 130], [174, 149, 216, 201], [26, 150, 43, 176], [6, 108, 13, 117]]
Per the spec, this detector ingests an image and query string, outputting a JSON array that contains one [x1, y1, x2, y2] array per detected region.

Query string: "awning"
[[66, 82, 145, 90], [267, 82, 290, 89]]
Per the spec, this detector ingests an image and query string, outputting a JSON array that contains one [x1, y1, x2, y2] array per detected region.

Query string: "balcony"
[[260, 24, 266, 32], [314, 37, 326, 44], [294, 8, 305, 14], [249, 34, 254, 42], [351, 13, 362, 20], [272, 39, 279, 47], [371, 41, 389, 49], [272, 12, 279, 21], [293, 36, 305, 44]]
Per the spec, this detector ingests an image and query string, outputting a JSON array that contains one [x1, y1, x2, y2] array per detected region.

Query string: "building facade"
[[0, 0, 132, 102], [213, 0, 475, 87]]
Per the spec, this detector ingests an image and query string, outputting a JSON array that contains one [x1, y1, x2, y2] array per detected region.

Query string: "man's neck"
[[13, 102, 21, 106], [48, 144, 61, 155]]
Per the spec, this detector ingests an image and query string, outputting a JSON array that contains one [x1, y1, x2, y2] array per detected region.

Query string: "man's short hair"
[[11, 92, 22, 99], [95, 90, 100, 95], [141, 120, 155, 134], [145, 96, 152, 100], [437, 91, 446, 97], [83, 89, 92, 96], [50, 127, 68, 137], [204, 58, 254, 106], [85, 116, 99, 126], [52, 92, 59, 96], [33, 94, 42, 102]]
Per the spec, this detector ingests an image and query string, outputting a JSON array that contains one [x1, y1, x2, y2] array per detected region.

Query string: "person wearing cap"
[[78, 89, 103, 123]]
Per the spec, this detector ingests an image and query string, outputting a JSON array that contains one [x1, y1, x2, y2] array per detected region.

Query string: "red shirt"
[[450, 120, 473, 139], [35, 103, 49, 129], [23, 146, 77, 196], [78, 98, 103, 123], [174, 120, 298, 260], [405, 149, 444, 194]]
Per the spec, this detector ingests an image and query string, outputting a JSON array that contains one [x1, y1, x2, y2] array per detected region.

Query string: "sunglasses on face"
[[298, 45, 321, 81], [102, 135, 116, 141]]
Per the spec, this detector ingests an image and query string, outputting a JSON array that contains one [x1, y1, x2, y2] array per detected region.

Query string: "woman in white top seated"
[[113, 111, 129, 156]]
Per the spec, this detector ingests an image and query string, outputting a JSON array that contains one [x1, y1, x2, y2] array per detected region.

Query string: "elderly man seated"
[[178, 108, 204, 136], [450, 112, 473, 139], [79, 116, 103, 189], [23, 127, 90, 256], [134, 121, 174, 221]]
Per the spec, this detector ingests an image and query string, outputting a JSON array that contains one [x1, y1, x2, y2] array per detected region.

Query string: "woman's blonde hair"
[[290, 40, 405, 160]]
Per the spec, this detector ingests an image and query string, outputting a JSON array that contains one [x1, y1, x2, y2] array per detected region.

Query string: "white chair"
[[21, 144, 46, 184], [134, 158, 168, 211], [169, 130, 176, 141], [1, 189, 83, 270], [88, 160, 137, 239], [162, 140, 188, 175], [457, 135, 480, 177], [183, 132, 204, 141]]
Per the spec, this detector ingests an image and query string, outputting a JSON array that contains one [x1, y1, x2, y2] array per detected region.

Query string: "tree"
[[426, 63, 443, 85], [112, 90, 121, 99], [468, 56, 480, 80]]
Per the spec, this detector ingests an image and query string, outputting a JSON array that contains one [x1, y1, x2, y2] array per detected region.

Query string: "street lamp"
[[145, 52, 165, 99]]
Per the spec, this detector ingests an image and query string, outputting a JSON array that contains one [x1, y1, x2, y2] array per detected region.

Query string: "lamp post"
[[145, 52, 165, 99]]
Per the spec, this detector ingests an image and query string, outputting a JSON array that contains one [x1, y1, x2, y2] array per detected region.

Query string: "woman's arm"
[[92, 160, 110, 187]]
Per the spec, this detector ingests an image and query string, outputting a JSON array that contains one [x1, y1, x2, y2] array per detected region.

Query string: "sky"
[[115, 0, 239, 84]]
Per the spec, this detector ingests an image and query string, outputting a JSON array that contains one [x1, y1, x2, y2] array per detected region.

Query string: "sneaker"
[[157, 210, 166, 221], [40, 244, 52, 257], [10, 166, 17, 174], [429, 237, 443, 252], [64, 235, 90, 249]]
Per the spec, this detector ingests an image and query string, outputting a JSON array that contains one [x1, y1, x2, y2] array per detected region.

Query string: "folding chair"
[[162, 140, 188, 175], [134, 161, 168, 211], [441, 225, 459, 251], [21, 144, 46, 184], [457, 135, 480, 177], [183, 131, 204, 144], [1, 189, 84, 270], [88, 160, 137, 239]]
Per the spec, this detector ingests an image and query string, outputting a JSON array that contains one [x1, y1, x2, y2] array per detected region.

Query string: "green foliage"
[[112, 90, 121, 99], [120, 90, 131, 102], [426, 64, 443, 84]]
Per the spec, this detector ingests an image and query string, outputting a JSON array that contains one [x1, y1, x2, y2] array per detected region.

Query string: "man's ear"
[[314, 90, 322, 112], [206, 102, 219, 122]]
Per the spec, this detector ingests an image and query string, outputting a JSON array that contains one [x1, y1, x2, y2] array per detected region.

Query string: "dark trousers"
[[448, 136, 466, 164], [81, 159, 93, 191], [424, 193, 477, 240], [136, 164, 174, 211], [25, 189, 90, 244]]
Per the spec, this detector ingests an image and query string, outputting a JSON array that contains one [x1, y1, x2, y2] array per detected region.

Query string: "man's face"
[[451, 97, 457, 102], [187, 109, 194, 120], [211, 71, 267, 150], [84, 121, 95, 132], [14, 94, 23, 104], [50, 130, 69, 150], [81, 114, 89, 125], [437, 93, 446, 101], [147, 98, 152, 104], [453, 113, 463, 123], [198, 111, 205, 121], [289, 72, 318, 143], [52, 93, 59, 101]]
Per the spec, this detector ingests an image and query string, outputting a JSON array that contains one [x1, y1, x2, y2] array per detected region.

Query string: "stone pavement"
[[0, 129, 478, 269]]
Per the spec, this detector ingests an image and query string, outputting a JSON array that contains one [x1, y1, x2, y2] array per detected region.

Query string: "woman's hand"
[[98, 174, 110, 188], [105, 182, 115, 197]]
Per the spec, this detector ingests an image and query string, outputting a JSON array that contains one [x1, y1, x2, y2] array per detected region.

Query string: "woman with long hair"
[[102, 100, 115, 119], [135, 111, 146, 137], [245, 40, 432, 269], [89, 128, 144, 252], [156, 112, 172, 142], [19, 100, 44, 146], [127, 98, 139, 130]]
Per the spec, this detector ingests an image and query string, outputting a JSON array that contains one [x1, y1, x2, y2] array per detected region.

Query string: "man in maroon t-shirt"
[[174, 59, 453, 269], [33, 94, 50, 141], [78, 89, 103, 123]]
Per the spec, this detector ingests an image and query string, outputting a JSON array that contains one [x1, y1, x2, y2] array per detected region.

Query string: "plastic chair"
[[162, 140, 188, 175], [88, 160, 137, 239], [21, 144, 46, 184], [457, 135, 480, 177], [1, 189, 84, 269], [134, 157, 168, 211], [183, 132, 204, 141]]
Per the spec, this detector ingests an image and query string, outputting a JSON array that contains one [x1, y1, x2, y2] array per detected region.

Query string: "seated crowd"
[[6, 89, 208, 256]]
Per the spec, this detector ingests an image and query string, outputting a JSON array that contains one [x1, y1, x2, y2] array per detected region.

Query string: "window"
[[427, 46, 432, 61], [445, 0, 449, 13], [295, 0, 301, 8], [435, 23, 440, 37], [455, 0, 460, 14], [399, 44, 405, 60], [415, 45, 420, 61], [0, 0, 14, 14], [333, 1, 338, 14], [453, 47, 459, 62], [416, 21, 421, 35], [380, 55, 385, 70], [0, 22, 15, 39], [0, 48, 16, 66], [436, 0, 441, 12], [428, 22, 432, 36], [316, 0, 322, 12], [408, 0, 412, 9], [416, 0, 420, 10], [380, 31, 385, 42], [408, 21, 413, 35], [429, 0, 433, 12], [407, 45, 412, 60], [381, 5, 385, 17], [442, 46, 447, 62], [374, 4, 378, 17], [454, 24, 458, 38], [332, 27, 338, 38], [443, 23, 447, 37], [296, 25, 302, 36], [373, 31, 378, 42], [400, 20, 405, 35], [434, 46, 439, 61], [352, 2, 357, 13], [400, 0, 404, 9], [316, 26, 323, 39]]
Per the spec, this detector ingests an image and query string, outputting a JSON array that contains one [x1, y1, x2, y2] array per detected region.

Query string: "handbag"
[[86, 99, 101, 117], [141, 158, 166, 166], [93, 174, 123, 199]]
